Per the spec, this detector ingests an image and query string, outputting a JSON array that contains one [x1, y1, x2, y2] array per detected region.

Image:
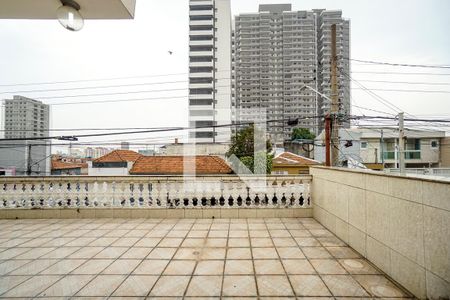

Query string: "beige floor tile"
[[195, 260, 224, 275], [353, 275, 410, 297], [225, 259, 254, 275], [39, 274, 94, 297], [0, 247, 32, 260], [71, 259, 114, 274], [0, 275, 31, 295], [208, 230, 228, 238], [310, 259, 348, 274], [0, 259, 32, 275], [254, 259, 285, 275], [40, 247, 80, 259], [205, 238, 227, 247], [88, 237, 118, 247], [289, 275, 332, 296], [251, 237, 273, 247], [14, 247, 56, 259], [67, 246, 104, 259], [164, 260, 196, 275], [248, 223, 266, 230], [252, 247, 279, 259], [76, 274, 126, 296], [249, 230, 270, 237], [94, 247, 128, 259], [134, 238, 162, 247], [229, 230, 248, 238], [40, 259, 86, 274], [302, 247, 332, 259], [2, 275, 62, 297], [186, 275, 222, 297], [230, 223, 248, 230], [339, 259, 381, 274], [326, 246, 361, 258], [112, 275, 159, 297], [222, 275, 257, 296], [181, 238, 206, 247], [187, 230, 208, 238], [159, 238, 183, 247], [133, 259, 169, 275], [173, 248, 201, 260], [317, 236, 347, 247], [166, 230, 189, 238], [210, 223, 230, 230], [257, 275, 294, 296], [228, 238, 250, 247], [282, 259, 316, 275], [289, 229, 312, 237], [266, 223, 285, 229], [295, 237, 321, 247], [111, 237, 140, 247], [278, 247, 305, 259], [64, 237, 97, 247], [273, 237, 297, 247], [9, 259, 59, 275], [270, 229, 292, 237], [227, 247, 252, 259], [147, 247, 177, 259], [200, 248, 226, 260], [121, 247, 153, 259], [102, 259, 141, 274], [309, 229, 334, 237], [149, 275, 190, 297], [322, 275, 369, 297]]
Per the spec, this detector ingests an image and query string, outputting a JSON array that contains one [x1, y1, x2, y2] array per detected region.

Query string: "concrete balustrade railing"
[[0, 175, 312, 210]]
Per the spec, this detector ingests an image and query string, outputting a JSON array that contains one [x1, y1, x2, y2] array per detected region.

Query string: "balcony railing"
[[0, 175, 311, 209], [383, 150, 421, 160]]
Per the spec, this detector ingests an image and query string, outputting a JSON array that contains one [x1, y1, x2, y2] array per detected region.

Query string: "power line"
[[356, 79, 450, 86], [352, 87, 450, 94], [348, 58, 450, 69], [351, 71, 450, 76]]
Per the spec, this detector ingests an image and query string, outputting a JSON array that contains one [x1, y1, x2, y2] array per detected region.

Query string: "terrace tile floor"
[[0, 217, 414, 299]]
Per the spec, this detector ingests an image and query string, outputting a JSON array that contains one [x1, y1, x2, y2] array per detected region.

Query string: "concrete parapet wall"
[[310, 166, 450, 299]]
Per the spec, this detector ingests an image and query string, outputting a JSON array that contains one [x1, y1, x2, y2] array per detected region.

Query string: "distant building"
[[121, 142, 130, 150], [233, 5, 350, 143], [130, 155, 232, 175], [272, 152, 320, 175], [160, 142, 229, 158], [0, 96, 50, 175], [51, 154, 89, 175], [84, 147, 113, 159], [88, 150, 142, 176], [315, 128, 446, 169], [188, 0, 232, 143]]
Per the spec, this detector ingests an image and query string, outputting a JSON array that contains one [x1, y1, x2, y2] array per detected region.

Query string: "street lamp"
[[57, 0, 84, 31]]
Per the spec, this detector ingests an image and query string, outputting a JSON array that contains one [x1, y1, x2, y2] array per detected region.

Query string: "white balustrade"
[[0, 176, 312, 209]]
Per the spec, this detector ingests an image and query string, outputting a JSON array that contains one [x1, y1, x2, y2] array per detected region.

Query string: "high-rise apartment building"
[[188, 0, 232, 143], [233, 4, 350, 143], [0, 95, 50, 175]]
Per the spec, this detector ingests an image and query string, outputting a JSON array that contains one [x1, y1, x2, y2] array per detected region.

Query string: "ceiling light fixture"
[[57, 0, 84, 31]]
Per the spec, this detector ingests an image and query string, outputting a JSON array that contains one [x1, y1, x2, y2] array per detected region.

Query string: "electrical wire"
[[348, 58, 450, 69]]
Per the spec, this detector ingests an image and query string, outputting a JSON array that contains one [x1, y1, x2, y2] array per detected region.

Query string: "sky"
[[0, 0, 449, 153]]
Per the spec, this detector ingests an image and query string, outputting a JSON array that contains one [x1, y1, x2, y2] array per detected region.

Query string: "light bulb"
[[57, 4, 84, 31]]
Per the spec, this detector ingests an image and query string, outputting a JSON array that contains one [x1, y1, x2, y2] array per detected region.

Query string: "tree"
[[226, 125, 273, 174], [291, 128, 316, 141]]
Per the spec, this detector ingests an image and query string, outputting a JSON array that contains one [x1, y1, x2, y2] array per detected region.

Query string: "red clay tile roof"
[[129, 155, 233, 175], [273, 152, 320, 166], [51, 160, 85, 170], [93, 150, 142, 163]]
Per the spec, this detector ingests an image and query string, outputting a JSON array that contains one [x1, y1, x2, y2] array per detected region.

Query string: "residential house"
[[88, 150, 142, 176], [272, 152, 320, 175], [51, 160, 87, 175], [130, 155, 232, 175]]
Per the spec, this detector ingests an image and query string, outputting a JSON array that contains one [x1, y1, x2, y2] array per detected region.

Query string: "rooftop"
[[0, 217, 412, 298], [273, 152, 320, 166], [94, 150, 142, 163], [130, 155, 233, 175]]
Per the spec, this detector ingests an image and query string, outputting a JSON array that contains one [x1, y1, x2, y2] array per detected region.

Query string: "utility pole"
[[380, 129, 384, 167], [26, 143, 32, 176], [330, 24, 339, 166], [398, 112, 405, 174], [325, 115, 331, 166]]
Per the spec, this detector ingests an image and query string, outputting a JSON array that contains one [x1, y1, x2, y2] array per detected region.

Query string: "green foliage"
[[291, 128, 316, 140], [226, 125, 273, 174]]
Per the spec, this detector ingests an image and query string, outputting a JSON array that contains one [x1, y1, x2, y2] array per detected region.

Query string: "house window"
[[431, 140, 438, 148], [361, 141, 368, 149]]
